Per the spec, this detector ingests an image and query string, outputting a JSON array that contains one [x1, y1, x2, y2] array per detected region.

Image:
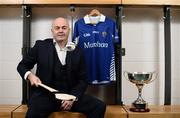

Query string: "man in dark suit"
[[17, 17, 106, 118]]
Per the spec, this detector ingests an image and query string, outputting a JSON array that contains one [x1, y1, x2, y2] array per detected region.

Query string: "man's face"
[[51, 18, 70, 43]]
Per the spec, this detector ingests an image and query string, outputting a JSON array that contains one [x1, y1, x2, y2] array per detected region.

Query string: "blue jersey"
[[73, 14, 119, 84]]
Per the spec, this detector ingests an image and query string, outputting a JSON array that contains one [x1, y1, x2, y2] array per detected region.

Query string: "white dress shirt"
[[54, 41, 67, 66]]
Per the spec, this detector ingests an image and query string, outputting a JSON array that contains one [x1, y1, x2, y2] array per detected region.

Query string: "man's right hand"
[[27, 73, 42, 87]]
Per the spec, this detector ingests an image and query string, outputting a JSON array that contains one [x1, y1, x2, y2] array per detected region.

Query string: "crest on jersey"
[[102, 31, 107, 38]]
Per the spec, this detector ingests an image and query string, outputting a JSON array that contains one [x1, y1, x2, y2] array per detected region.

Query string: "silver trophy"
[[124, 71, 157, 112]]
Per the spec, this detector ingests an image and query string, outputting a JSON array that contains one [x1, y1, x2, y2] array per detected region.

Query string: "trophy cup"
[[124, 71, 157, 112]]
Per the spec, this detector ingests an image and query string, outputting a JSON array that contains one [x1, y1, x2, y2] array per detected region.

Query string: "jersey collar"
[[84, 14, 106, 24]]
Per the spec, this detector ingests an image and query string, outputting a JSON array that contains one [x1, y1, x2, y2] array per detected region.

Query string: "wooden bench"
[[12, 105, 27, 118], [0, 105, 19, 118], [4, 104, 180, 118], [12, 105, 87, 118], [105, 105, 127, 118], [12, 105, 127, 118], [49, 105, 127, 118], [49, 112, 86, 118], [124, 105, 180, 118]]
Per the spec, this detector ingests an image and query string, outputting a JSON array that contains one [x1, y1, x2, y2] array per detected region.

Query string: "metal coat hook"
[[163, 6, 171, 19], [163, 16, 172, 19], [26, 14, 31, 17], [70, 5, 75, 13], [21, 5, 31, 18]]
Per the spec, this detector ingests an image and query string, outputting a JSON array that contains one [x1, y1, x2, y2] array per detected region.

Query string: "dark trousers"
[[26, 92, 106, 118]]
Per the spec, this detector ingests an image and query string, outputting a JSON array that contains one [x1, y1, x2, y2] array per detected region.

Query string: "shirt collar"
[[53, 39, 66, 51], [84, 14, 106, 24]]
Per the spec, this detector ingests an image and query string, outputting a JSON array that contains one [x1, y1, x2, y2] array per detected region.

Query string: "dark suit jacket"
[[17, 38, 88, 99]]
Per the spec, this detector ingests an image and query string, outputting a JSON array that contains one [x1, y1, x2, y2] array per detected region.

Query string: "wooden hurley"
[[38, 83, 76, 101]]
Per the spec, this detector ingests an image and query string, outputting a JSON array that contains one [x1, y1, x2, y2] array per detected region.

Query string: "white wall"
[[0, 6, 180, 105], [122, 7, 165, 105], [0, 7, 22, 104], [171, 8, 180, 105], [30, 7, 116, 44]]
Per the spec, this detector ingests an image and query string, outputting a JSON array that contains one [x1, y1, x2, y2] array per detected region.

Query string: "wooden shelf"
[[0, 0, 180, 6], [23, 0, 121, 5], [0, 0, 22, 5], [122, 0, 180, 6]]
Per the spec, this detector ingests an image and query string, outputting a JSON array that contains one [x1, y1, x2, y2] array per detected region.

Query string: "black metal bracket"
[[22, 5, 32, 104], [69, 5, 75, 39], [115, 5, 123, 105], [163, 6, 171, 105]]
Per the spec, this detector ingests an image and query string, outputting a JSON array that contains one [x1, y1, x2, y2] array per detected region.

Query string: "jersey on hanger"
[[73, 14, 119, 84]]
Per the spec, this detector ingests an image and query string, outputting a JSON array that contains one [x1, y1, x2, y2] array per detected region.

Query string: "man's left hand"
[[61, 100, 74, 111]]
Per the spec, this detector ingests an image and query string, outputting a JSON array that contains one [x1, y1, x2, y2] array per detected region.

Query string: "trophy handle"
[[123, 71, 130, 80], [146, 71, 158, 84]]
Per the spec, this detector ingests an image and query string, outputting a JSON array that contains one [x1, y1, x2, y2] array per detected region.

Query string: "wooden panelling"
[[0, 105, 19, 118], [0, 0, 22, 5], [124, 105, 180, 118], [23, 0, 121, 5], [122, 0, 180, 5]]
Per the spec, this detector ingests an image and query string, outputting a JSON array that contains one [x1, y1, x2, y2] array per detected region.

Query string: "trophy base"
[[130, 108, 150, 112], [130, 103, 150, 112]]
